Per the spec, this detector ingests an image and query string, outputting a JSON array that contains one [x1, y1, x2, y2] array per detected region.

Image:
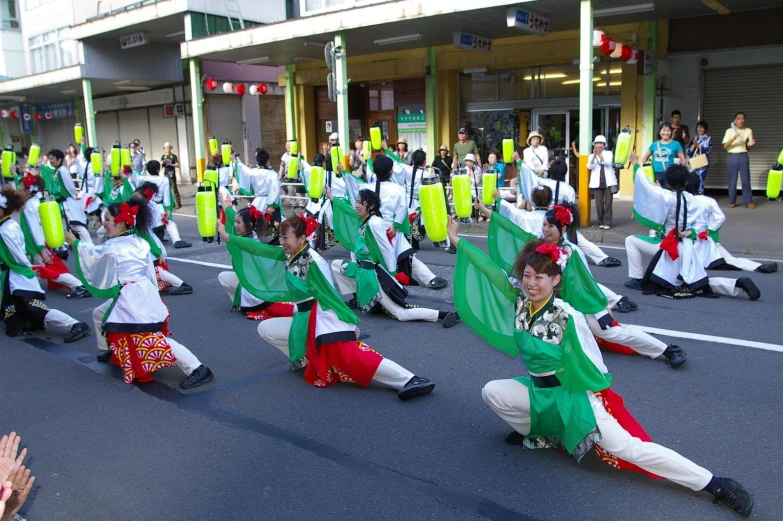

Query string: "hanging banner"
[[20, 104, 31, 134], [397, 114, 426, 134], [452, 31, 493, 53], [33, 101, 76, 120], [506, 8, 550, 36]]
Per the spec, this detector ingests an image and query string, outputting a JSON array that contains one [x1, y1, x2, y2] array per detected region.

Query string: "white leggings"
[[165, 220, 181, 243], [158, 266, 184, 287], [482, 379, 713, 491], [44, 309, 79, 331], [586, 314, 667, 358], [92, 299, 201, 374], [33, 254, 83, 290], [330, 260, 439, 322], [576, 231, 608, 265], [257, 317, 413, 389]]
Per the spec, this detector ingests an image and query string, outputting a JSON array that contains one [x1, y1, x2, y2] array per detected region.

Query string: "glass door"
[[531, 110, 571, 182]]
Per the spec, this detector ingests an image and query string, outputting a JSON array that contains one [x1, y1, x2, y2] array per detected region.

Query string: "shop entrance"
[[532, 109, 571, 182]]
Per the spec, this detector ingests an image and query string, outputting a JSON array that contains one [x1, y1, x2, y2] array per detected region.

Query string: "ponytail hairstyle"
[[411, 149, 426, 168], [106, 197, 153, 234], [665, 164, 690, 240], [544, 201, 580, 244], [357, 188, 382, 218], [685, 172, 701, 196], [237, 205, 270, 238], [255, 148, 270, 169], [0, 185, 25, 216], [531, 185, 553, 209], [373, 155, 394, 195]]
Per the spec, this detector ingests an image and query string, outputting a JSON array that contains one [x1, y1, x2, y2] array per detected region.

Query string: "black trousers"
[[593, 188, 613, 226]]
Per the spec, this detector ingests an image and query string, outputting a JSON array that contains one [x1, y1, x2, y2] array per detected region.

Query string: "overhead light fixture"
[[701, 0, 730, 14], [462, 66, 488, 74], [596, 81, 622, 87], [61, 89, 76, 95], [373, 33, 422, 46], [303, 39, 328, 47], [523, 73, 567, 80], [594, 3, 654, 17], [236, 56, 270, 65], [165, 30, 185, 38], [562, 78, 600, 85], [116, 85, 151, 91], [0, 95, 25, 101], [113, 80, 132, 85], [294, 55, 319, 62]]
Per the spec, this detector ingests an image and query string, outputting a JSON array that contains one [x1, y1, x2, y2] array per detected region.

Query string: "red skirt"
[[107, 329, 177, 384], [32, 253, 71, 290], [245, 302, 296, 321], [304, 302, 383, 388]]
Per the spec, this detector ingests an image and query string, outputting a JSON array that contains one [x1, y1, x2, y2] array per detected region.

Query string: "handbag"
[[688, 143, 709, 170]]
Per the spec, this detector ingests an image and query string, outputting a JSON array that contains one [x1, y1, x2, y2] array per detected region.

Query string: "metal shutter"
[[206, 94, 244, 161], [259, 95, 286, 171], [39, 118, 76, 151], [95, 111, 119, 156], [148, 106, 178, 164], [118, 108, 151, 151], [702, 66, 783, 190]]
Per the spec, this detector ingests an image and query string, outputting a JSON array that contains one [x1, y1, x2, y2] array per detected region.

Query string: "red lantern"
[[620, 46, 633, 62], [599, 35, 614, 56], [34, 113, 42, 121], [45, 112, 52, 119], [0, 110, 7, 118], [627, 50, 640, 65], [9, 110, 17, 119], [236, 83, 246, 95], [610, 43, 624, 59], [206, 78, 218, 91], [258, 83, 268, 95]]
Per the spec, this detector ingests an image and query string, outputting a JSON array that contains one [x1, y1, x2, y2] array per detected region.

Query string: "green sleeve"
[[306, 260, 360, 325], [385, 148, 403, 163], [487, 210, 536, 275], [19, 213, 45, 256], [0, 231, 36, 278], [226, 235, 293, 302], [71, 239, 121, 299], [224, 205, 237, 235], [330, 197, 362, 252], [454, 239, 519, 356], [556, 318, 611, 391], [560, 251, 608, 315]]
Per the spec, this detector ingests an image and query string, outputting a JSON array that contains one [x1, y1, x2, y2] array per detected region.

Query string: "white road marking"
[[173, 213, 197, 218], [166, 254, 783, 354]]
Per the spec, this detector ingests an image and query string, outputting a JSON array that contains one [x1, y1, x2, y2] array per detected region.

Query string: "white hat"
[[163, 142, 172, 148], [329, 132, 339, 141], [464, 153, 477, 163], [593, 135, 607, 145]]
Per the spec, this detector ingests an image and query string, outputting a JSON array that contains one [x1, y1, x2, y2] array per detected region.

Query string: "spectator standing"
[[432, 145, 452, 184], [129, 142, 144, 173], [687, 120, 712, 194], [452, 128, 481, 170], [161, 142, 181, 209], [587, 135, 617, 230], [395, 137, 412, 165], [670, 110, 690, 149], [722, 112, 755, 208], [349, 137, 366, 176], [485, 150, 505, 188], [522, 131, 549, 176], [641, 123, 687, 184]]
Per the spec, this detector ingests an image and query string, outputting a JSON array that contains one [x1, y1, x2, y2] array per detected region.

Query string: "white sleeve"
[[23, 204, 46, 248], [58, 168, 78, 198], [708, 198, 726, 231], [391, 161, 410, 186], [368, 218, 397, 272], [235, 161, 255, 193], [3, 227, 32, 266], [497, 199, 542, 236], [75, 241, 119, 290]]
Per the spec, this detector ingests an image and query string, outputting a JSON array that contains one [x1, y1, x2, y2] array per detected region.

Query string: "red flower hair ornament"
[[300, 213, 319, 238], [248, 206, 263, 221], [553, 205, 573, 227], [143, 188, 155, 200], [21, 173, 38, 189], [114, 203, 138, 228], [535, 242, 569, 271]]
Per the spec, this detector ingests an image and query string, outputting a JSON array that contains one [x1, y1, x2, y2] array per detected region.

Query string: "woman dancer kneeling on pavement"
[[0, 185, 91, 341], [223, 212, 435, 399], [65, 199, 214, 388], [327, 187, 459, 327], [448, 221, 753, 517]]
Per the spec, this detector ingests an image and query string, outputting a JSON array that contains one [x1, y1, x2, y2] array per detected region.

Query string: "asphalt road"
[[2, 215, 782, 521]]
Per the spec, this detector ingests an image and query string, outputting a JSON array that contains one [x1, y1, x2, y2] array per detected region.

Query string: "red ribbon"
[[114, 203, 138, 227], [659, 229, 680, 260], [249, 206, 263, 220], [143, 188, 155, 200], [553, 205, 573, 226], [21, 173, 37, 188], [300, 213, 319, 237], [698, 230, 708, 241], [395, 272, 410, 286], [535, 242, 562, 263]]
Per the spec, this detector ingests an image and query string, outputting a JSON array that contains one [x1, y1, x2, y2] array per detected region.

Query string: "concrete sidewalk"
[[174, 183, 782, 259]]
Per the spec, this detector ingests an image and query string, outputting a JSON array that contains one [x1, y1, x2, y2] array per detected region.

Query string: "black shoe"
[[599, 257, 622, 267], [735, 278, 760, 300], [66, 286, 91, 299], [55, 248, 69, 261], [290, 357, 307, 372], [427, 277, 448, 290], [179, 365, 214, 389], [442, 311, 460, 329], [616, 296, 638, 313], [174, 240, 193, 249], [447, 244, 457, 254], [433, 240, 446, 248], [624, 278, 643, 290], [398, 376, 435, 401], [663, 344, 687, 369], [96, 349, 112, 363], [504, 430, 526, 446], [755, 262, 778, 274], [168, 283, 194, 295], [347, 297, 359, 309], [64, 322, 91, 343], [230, 305, 241, 313], [711, 477, 754, 517]]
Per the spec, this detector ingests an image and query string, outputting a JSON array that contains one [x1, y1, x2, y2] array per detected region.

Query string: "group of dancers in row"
[[1, 142, 767, 517]]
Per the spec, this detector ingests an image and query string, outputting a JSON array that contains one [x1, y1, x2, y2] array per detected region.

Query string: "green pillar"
[[578, 0, 593, 227], [334, 31, 349, 167], [284, 64, 297, 141], [643, 20, 657, 146], [189, 58, 206, 183], [81, 79, 97, 148], [425, 46, 437, 158]]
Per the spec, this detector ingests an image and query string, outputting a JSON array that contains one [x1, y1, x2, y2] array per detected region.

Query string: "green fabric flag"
[[556, 320, 612, 391], [559, 249, 608, 315], [488, 209, 537, 275], [19, 213, 45, 257], [0, 220, 36, 279], [454, 239, 518, 356], [71, 239, 121, 299], [304, 260, 359, 325], [385, 148, 403, 163], [330, 196, 362, 253], [227, 235, 293, 303]]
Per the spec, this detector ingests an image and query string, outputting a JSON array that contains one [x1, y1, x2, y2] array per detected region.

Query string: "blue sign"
[[452, 31, 493, 52], [33, 100, 76, 120], [20, 104, 31, 134], [506, 8, 550, 36]]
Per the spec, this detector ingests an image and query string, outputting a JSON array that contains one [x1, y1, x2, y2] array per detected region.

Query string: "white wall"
[[660, 46, 783, 130], [18, 0, 76, 75], [187, 0, 287, 23], [0, 29, 25, 77]]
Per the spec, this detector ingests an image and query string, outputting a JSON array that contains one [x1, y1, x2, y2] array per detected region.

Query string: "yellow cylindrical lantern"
[[290, 139, 298, 156], [330, 145, 341, 172], [370, 126, 382, 151], [502, 139, 515, 164], [208, 137, 219, 157], [309, 166, 325, 199], [362, 140, 371, 159], [39, 196, 64, 248], [90, 150, 102, 176], [203, 167, 219, 188], [111, 144, 121, 177], [614, 127, 632, 167], [2, 149, 13, 178], [451, 173, 472, 219], [74, 123, 84, 144], [419, 178, 448, 242], [11, 151, 16, 165], [288, 155, 300, 180], [642, 165, 655, 184], [120, 147, 131, 168], [28, 144, 41, 166], [767, 168, 782, 199], [777, 148, 783, 166], [196, 186, 217, 238], [221, 142, 232, 166], [482, 173, 497, 206]]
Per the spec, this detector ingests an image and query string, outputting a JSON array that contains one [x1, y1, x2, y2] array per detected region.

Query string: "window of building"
[[368, 84, 394, 111], [1, 0, 19, 28], [460, 71, 498, 102], [29, 27, 76, 74], [300, 0, 385, 16]]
